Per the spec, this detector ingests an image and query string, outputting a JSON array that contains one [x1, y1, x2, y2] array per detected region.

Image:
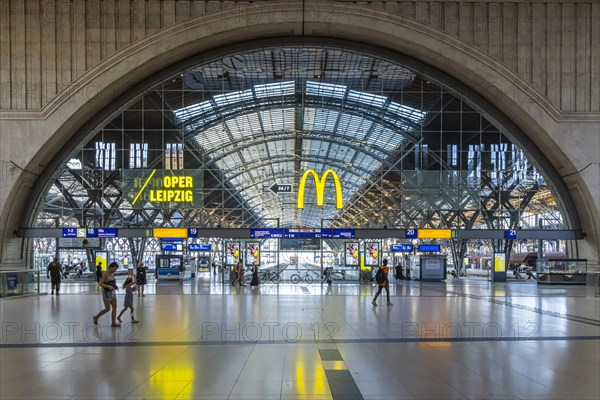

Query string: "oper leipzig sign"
[[123, 169, 204, 207]]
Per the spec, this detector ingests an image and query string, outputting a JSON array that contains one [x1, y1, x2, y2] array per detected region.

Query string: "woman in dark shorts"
[[93, 262, 120, 327], [136, 262, 147, 297]]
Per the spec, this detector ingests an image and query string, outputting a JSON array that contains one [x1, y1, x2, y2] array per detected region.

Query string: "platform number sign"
[[188, 228, 198, 238], [504, 229, 517, 239], [405, 228, 418, 239]]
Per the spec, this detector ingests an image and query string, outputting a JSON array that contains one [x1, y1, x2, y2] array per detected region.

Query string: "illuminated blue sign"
[[96, 228, 117, 238], [162, 237, 183, 242], [419, 244, 441, 252], [332, 229, 355, 239], [391, 244, 414, 252], [161, 243, 182, 251], [189, 244, 211, 251], [62, 228, 78, 238], [62, 228, 117, 238], [405, 228, 418, 239]]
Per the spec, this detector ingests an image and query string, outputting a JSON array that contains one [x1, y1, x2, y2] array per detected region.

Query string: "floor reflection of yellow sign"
[[297, 169, 343, 209]]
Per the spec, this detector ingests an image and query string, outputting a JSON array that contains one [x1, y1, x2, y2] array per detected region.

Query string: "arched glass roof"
[[36, 45, 562, 232]]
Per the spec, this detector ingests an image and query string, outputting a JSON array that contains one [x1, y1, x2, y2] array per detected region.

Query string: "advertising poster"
[[364, 242, 379, 266], [95, 252, 108, 270], [246, 242, 260, 266], [494, 253, 506, 272], [225, 242, 240, 266], [345, 242, 359, 266]]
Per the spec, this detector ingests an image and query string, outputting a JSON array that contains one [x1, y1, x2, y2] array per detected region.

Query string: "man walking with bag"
[[372, 258, 393, 306]]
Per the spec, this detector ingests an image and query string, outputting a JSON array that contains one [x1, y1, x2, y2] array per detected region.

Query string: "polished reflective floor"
[[1, 273, 599, 400]]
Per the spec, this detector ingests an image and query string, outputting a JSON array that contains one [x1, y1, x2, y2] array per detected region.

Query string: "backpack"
[[375, 268, 385, 284]]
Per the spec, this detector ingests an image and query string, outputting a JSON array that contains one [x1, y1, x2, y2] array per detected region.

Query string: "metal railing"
[[0, 269, 43, 298]]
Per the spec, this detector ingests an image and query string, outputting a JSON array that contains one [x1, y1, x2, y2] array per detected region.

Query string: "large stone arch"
[[0, 2, 598, 269]]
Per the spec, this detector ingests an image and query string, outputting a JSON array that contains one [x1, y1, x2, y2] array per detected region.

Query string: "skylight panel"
[[254, 81, 295, 98], [213, 89, 253, 107], [195, 125, 229, 149], [266, 139, 294, 158], [306, 81, 347, 99], [387, 102, 427, 123], [224, 113, 263, 140], [260, 108, 295, 132], [336, 114, 372, 140], [353, 153, 379, 171], [173, 100, 213, 123], [347, 90, 387, 108], [311, 108, 339, 132], [367, 125, 404, 149]]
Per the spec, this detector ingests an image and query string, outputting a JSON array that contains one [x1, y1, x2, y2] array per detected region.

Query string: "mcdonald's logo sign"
[[297, 169, 343, 209]]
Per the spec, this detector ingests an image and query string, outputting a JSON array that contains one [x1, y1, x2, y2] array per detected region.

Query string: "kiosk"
[[411, 255, 447, 281], [155, 255, 185, 280]]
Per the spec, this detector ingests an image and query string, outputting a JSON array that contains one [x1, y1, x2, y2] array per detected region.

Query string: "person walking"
[[136, 261, 147, 297], [250, 261, 260, 287], [232, 260, 245, 286], [93, 262, 121, 327], [46, 257, 64, 296], [117, 276, 139, 324], [95, 262, 103, 284], [372, 258, 393, 306]]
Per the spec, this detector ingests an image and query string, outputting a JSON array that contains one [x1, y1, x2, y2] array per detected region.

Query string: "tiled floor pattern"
[[1, 277, 599, 399]]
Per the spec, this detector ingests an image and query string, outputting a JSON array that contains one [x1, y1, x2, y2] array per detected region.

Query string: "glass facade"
[[32, 45, 564, 264]]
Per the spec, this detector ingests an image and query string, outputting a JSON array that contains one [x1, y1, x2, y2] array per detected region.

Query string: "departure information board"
[[250, 228, 355, 239]]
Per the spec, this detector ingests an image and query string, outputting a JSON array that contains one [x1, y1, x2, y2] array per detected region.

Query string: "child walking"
[[117, 276, 139, 324]]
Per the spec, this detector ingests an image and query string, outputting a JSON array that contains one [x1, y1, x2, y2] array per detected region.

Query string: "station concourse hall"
[[1, 1, 599, 400]]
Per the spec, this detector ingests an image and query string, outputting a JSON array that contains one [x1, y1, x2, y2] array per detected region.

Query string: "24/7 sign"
[[269, 183, 293, 194]]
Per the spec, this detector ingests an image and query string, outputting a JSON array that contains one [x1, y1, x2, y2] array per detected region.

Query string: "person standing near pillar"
[[136, 261, 147, 297]]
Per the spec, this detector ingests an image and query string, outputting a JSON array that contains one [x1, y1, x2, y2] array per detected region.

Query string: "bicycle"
[[290, 270, 315, 284], [259, 268, 281, 284], [359, 270, 374, 284]]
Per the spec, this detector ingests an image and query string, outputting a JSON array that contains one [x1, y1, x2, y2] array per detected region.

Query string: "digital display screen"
[[225, 242, 240, 266], [154, 228, 188, 238], [418, 229, 452, 239], [189, 244, 211, 251], [280, 238, 320, 250], [161, 243, 182, 251], [419, 244, 441, 252], [391, 244, 414, 252], [245, 242, 260, 266], [364, 242, 380, 266], [96, 228, 118, 238], [251, 229, 284, 238], [332, 229, 355, 239], [345, 242, 359, 266]]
